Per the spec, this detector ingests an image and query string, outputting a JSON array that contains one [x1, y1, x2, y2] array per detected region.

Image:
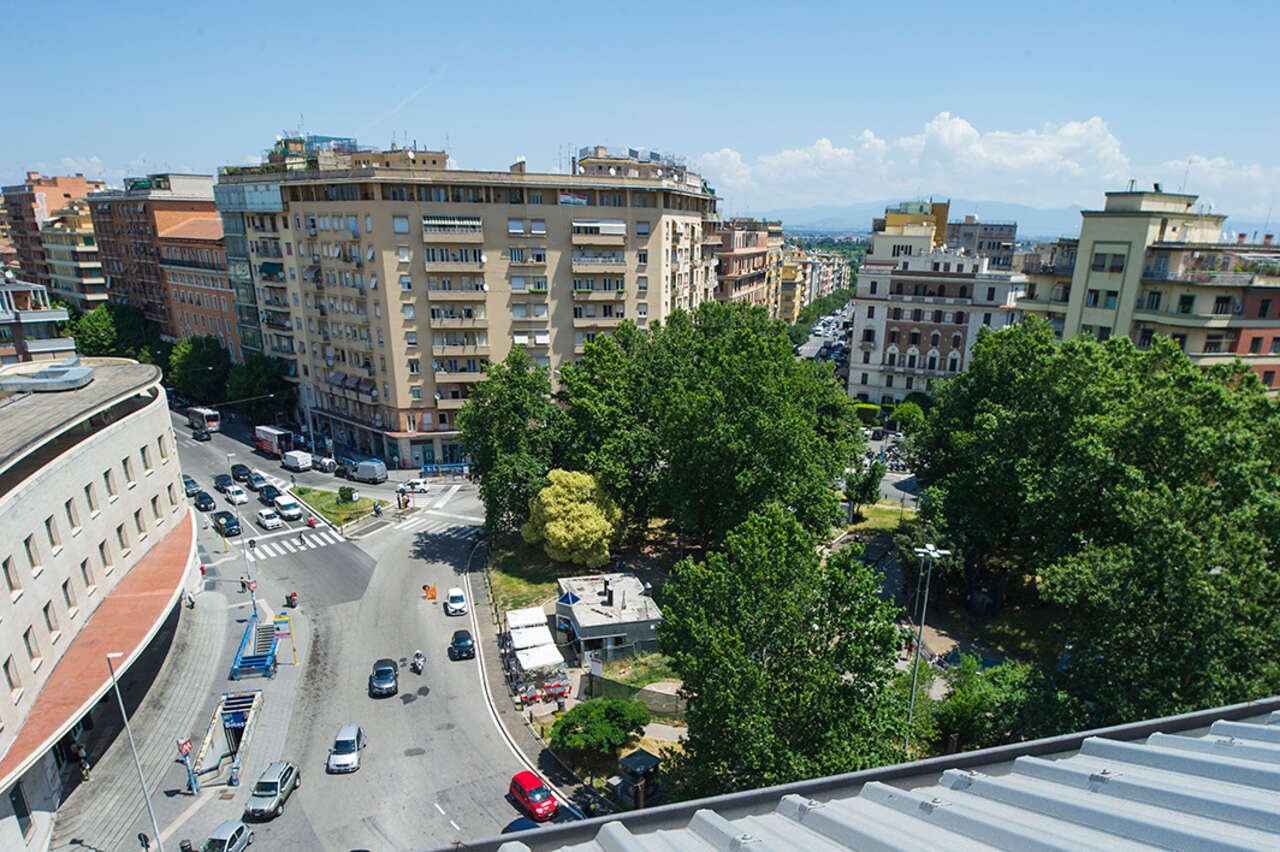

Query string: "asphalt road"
[[170, 413, 530, 849]]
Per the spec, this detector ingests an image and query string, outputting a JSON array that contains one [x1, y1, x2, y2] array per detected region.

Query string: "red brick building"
[[157, 219, 242, 361], [2, 172, 104, 289]]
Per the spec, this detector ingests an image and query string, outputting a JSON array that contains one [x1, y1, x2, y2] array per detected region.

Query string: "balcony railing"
[[1142, 267, 1254, 286], [159, 257, 225, 272]]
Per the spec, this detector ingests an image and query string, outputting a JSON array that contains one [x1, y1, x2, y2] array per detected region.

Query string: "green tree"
[[549, 698, 650, 758], [226, 353, 296, 423], [168, 335, 231, 403], [847, 459, 886, 521], [71, 305, 119, 355], [892, 401, 925, 435], [457, 348, 562, 535], [659, 506, 903, 798], [521, 469, 622, 568]]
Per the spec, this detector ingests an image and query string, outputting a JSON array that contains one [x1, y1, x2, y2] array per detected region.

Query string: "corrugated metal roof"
[[483, 701, 1280, 852]]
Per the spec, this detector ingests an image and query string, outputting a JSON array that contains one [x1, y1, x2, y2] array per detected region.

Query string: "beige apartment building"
[[1020, 187, 1280, 391], [38, 201, 105, 313], [217, 141, 718, 467]]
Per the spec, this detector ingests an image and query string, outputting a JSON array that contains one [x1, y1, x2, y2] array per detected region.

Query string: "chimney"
[[1153, 182, 1162, 193], [1239, 234, 1248, 245], [509, 160, 526, 173], [1265, 235, 1275, 246], [606, 587, 614, 608]]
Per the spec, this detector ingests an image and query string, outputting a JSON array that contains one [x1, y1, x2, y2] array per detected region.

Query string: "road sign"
[[179, 738, 193, 755], [248, 580, 257, 591]]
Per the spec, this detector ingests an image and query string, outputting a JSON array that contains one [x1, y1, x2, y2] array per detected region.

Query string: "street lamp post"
[[106, 652, 164, 851], [904, 543, 950, 754], [227, 453, 257, 615]]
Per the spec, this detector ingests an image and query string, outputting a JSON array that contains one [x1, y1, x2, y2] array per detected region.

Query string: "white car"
[[444, 587, 468, 616], [397, 479, 430, 494], [274, 496, 303, 520], [226, 486, 249, 505], [257, 509, 282, 530]]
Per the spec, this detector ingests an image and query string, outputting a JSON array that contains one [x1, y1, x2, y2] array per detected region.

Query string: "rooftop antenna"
[[1179, 158, 1191, 193], [1127, 178, 1137, 191]]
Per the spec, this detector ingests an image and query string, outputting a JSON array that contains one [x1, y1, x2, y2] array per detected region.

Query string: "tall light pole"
[[227, 452, 257, 615], [106, 652, 164, 851], [905, 543, 949, 754]]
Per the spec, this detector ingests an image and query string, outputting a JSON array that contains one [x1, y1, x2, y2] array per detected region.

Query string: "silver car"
[[200, 820, 253, 852], [326, 724, 366, 773], [243, 760, 299, 820]]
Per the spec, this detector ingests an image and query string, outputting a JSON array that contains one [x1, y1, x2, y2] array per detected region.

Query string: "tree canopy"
[[168, 335, 232, 403], [225, 352, 296, 423], [549, 699, 651, 758], [521, 469, 622, 568], [659, 506, 903, 797]]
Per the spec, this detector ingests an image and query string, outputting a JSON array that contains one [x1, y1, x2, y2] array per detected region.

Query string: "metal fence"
[[582, 673, 686, 719]]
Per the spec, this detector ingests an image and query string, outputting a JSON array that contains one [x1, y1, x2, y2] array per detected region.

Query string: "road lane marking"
[[450, 820, 461, 832], [424, 509, 484, 524], [433, 484, 461, 509], [434, 802, 445, 815]]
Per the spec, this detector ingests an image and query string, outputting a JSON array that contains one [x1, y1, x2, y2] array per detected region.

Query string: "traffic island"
[[292, 486, 388, 530]]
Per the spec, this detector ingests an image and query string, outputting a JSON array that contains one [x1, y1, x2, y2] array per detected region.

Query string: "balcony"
[[426, 288, 488, 301], [573, 315, 624, 328], [1142, 267, 1254, 286], [1131, 306, 1261, 328], [431, 344, 491, 357], [430, 317, 489, 330], [436, 396, 469, 410], [264, 315, 292, 331], [1022, 262, 1074, 276], [882, 363, 959, 379], [424, 260, 484, 272], [571, 255, 626, 271], [159, 257, 225, 272], [571, 232, 625, 247], [432, 370, 487, 384], [572, 288, 625, 300], [885, 293, 969, 305], [422, 217, 484, 242]]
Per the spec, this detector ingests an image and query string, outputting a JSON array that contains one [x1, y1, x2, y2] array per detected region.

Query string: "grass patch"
[[603, 653, 679, 688], [488, 535, 564, 612], [292, 486, 387, 527], [849, 503, 917, 533]]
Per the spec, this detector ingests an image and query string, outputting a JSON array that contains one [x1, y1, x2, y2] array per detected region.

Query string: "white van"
[[274, 495, 303, 520], [283, 450, 312, 472]]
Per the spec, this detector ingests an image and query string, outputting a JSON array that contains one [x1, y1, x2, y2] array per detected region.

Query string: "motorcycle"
[[410, 650, 424, 674], [307, 516, 318, 528]]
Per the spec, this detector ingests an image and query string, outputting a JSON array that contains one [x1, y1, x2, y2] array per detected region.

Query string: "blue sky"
[[8, 0, 1280, 220]]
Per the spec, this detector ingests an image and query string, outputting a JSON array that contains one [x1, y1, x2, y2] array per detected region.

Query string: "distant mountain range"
[[755, 199, 1280, 243]]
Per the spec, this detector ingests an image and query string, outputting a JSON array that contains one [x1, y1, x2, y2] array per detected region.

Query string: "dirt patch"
[[644, 680, 682, 695]]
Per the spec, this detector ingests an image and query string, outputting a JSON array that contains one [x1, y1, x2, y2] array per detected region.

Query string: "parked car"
[[509, 770, 558, 821], [183, 474, 200, 497], [396, 479, 430, 494], [368, 658, 398, 697], [246, 472, 267, 492], [194, 491, 216, 512], [256, 509, 282, 530], [312, 456, 337, 473], [192, 428, 212, 442], [273, 495, 303, 520], [230, 463, 251, 482], [259, 484, 282, 506], [213, 474, 233, 493], [449, 629, 475, 660], [326, 724, 366, 773], [243, 760, 299, 820], [200, 820, 253, 852], [225, 485, 249, 505], [444, 587, 468, 616], [213, 512, 241, 536]]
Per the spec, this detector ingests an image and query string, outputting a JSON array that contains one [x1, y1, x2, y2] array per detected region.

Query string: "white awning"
[[515, 644, 564, 673], [510, 625, 556, 650], [571, 219, 627, 236], [505, 607, 546, 630]]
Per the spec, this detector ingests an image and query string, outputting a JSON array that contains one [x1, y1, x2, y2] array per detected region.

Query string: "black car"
[[193, 428, 212, 442], [231, 463, 251, 482], [194, 491, 216, 512], [368, 658, 398, 697], [259, 485, 282, 505], [213, 474, 233, 493], [213, 511, 241, 536], [449, 629, 475, 660], [183, 474, 200, 497]]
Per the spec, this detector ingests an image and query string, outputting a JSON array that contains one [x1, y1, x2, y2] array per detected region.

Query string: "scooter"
[[307, 516, 318, 528], [285, 592, 298, 608], [410, 650, 424, 674]]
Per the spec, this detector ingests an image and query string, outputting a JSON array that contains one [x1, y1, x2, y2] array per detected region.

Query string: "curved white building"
[[0, 356, 196, 850]]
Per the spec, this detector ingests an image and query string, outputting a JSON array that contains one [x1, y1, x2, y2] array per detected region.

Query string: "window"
[[986, 287, 996, 301], [1086, 289, 1100, 307], [1178, 294, 1195, 314], [1263, 371, 1276, 387], [508, 219, 524, 234], [534, 331, 550, 345], [909, 331, 920, 345], [1091, 252, 1106, 271], [511, 304, 528, 318], [23, 536, 38, 572], [983, 312, 992, 325], [411, 387, 423, 400], [408, 359, 420, 375], [103, 470, 117, 498], [121, 457, 134, 485], [636, 276, 648, 291], [397, 247, 410, 262], [1213, 295, 1233, 315], [157, 435, 169, 460], [1104, 291, 1118, 309], [4, 656, 20, 699], [1271, 337, 1280, 354], [151, 495, 161, 521], [531, 220, 546, 235], [637, 303, 648, 318], [44, 516, 59, 549], [1109, 254, 1125, 273], [637, 250, 648, 265], [400, 275, 413, 291], [140, 445, 153, 472], [392, 216, 410, 234], [406, 331, 418, 345], [80, 559, 94, 592], [43, 602, 57, 638], [1260, 299, 1273, 319], [866, 306, 875, 319], [869, 281, 878, 295], [1250, 336, 1263, 354], [402, 304, 415, 319], [885, 376, 894, 388], [116, 524, 128, 553], [23, 628, 39, 668], [3, 557, 18, 595], [510, 276, 526, 291], [860, 373, 868, 385], [167, 483, 176, 506], [636, 222, 650, 236]]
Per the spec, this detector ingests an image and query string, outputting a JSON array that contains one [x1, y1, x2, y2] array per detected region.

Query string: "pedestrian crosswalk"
[[244, 529, 343, 562], [394, 512, 482, 540]]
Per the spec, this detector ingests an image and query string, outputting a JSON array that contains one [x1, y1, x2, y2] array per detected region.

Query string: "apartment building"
[[1019, 188, 1280, 391], [947, 215, 1017, 269], [715, 218, 775, 309], [216, 140, 719, 467], [2, 173, 104, 289], [0, 280, 75, 364], [0, 357, 195, 850], [873, 200, 950, 250], [87, 174, 218, 339], [158, 219, 242, 360], [850, 223, 1025, 404], [38, 201, 105, 313], [777, 247, 809, 324]]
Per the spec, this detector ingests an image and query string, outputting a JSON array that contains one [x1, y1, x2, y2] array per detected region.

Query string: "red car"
[[509, 771, 558, 821]]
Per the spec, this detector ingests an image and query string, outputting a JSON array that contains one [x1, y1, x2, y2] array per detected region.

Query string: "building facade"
[[216, 141, 719, 467], [38, 202, 106, 313], [88, 174, 219, 339], [0, 280, 75, 364], [850, 224, 1025, 404], [947, 215, 1017, 269], [873, 200, 950, 250], [715, 218, 774, 309], [0, 357, 195, 850], [1, 173, 104, 290], [158, 219, 242, 360], [1019, 189, 1280, 391]]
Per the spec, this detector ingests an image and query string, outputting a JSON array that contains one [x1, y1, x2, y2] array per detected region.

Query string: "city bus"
[[187, 406, 221, 432]]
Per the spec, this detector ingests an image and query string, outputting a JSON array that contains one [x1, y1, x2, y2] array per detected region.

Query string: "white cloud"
[[696, 113, 1280, 219]]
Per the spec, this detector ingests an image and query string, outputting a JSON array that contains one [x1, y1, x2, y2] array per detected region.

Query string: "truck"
[[254, 425, 292, 458], [282, 450, 312, 472]]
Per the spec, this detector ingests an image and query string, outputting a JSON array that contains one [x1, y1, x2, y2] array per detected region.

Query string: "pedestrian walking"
[[239, 576, 248, 593], [79, 758, 91, 781]]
